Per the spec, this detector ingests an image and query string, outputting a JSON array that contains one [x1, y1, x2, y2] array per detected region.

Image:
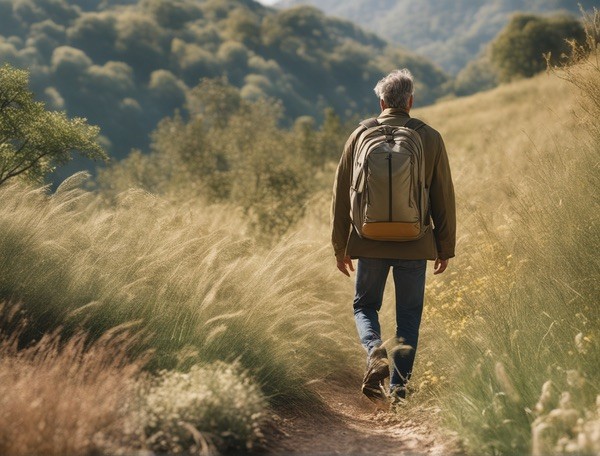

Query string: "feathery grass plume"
[[535, 380, 557, 415], [495, 361, 521, 404], [0, 173, 358, 408]]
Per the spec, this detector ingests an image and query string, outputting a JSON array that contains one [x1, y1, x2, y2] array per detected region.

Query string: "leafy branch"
[[0, 64, 107, 186]]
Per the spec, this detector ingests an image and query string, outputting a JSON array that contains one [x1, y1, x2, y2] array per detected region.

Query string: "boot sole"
[[361, 383, 389, 407]]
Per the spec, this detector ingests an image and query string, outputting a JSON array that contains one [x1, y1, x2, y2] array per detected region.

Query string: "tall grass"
[[0, 307, 271, 455], [0, 174, 359, 404], [0, 173, 365, 453]]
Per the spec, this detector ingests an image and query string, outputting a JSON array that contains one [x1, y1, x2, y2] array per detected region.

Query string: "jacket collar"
[[378, 107, 409, 119]]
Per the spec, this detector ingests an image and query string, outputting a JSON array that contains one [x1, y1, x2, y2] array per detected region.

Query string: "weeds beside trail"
[[0, 177, 360, 453], [0, 309, 141, 456]]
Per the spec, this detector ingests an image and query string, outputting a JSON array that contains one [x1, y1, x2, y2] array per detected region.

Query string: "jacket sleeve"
[[429, 132, 456, 260], [331, 129, 360, 261]]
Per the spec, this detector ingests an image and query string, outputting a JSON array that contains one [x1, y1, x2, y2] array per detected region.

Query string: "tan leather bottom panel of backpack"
[[362, 221, 420, 241]]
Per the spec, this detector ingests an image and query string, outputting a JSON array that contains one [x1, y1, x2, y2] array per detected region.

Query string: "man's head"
[[374, 69, 414, 112]]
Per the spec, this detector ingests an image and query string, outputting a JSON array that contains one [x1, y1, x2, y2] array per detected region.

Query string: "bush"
[[454, 53, 498, 97], [134, 362, 266, 454], [99, 78, 353, 241]]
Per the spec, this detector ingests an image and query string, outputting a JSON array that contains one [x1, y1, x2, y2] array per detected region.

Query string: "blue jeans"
[[353, 257, 427, 390]]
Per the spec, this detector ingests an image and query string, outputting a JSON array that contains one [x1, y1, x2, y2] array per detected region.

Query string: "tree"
[[0, 64, 106, 185], [490, 13, 585, 82]]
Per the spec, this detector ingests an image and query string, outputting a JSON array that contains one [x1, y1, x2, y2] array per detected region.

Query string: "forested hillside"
[[0, 0, 448, 166], [275, 0, 594, 75]]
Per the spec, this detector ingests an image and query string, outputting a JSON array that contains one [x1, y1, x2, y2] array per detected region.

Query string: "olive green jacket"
[[331, 107, 456, 261]]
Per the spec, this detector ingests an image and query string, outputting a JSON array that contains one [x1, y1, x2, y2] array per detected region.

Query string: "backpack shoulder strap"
[[404, 117, 425, 131], [359, 117, 380, 129]]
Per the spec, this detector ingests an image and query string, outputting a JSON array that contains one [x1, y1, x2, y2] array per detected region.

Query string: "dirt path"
[[264, 383, 462, 456]]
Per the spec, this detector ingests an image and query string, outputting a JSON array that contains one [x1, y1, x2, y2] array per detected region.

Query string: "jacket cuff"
[[437, 252, 455, 260]]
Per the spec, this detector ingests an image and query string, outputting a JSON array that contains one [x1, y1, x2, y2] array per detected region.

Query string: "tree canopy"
[[490, 13, 585, 82]]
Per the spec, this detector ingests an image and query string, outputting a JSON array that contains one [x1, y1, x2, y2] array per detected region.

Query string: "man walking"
[[331, 69, 456, 404]]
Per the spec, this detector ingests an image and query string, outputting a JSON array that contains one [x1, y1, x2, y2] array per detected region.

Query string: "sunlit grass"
[[401, 37, 600, 454], [0, 307, 142, 456], [0, 172, 367, 452]]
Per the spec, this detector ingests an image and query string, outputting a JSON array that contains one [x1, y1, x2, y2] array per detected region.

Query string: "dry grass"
[[0, 304, 143, 456], [0, 302, 272, 455]]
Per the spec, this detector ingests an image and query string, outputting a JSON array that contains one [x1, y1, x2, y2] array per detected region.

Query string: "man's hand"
[[433, 258, 449, 275], [336, 255, 355, 277]]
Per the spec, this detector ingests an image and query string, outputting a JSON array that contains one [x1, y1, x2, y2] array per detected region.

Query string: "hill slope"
[[274, 0, 593, 75]]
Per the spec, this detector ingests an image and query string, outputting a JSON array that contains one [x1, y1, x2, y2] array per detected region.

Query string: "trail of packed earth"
[[265, 383, 461, 456]]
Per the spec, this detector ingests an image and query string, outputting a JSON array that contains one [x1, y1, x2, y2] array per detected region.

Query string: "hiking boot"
[[389, 386, 407, 412], [389, 385, 406, 401], [361, 346, 390, 404]]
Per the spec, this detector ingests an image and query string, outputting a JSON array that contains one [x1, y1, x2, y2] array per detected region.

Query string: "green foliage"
[[490, 13, 585, 82], [0, 64, 106, 185], [0, 0, 448, 177], [99, 78, 351, 241], [453, 53, 499, 97]]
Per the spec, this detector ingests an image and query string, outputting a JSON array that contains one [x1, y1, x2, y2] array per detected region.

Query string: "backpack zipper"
[[409, 156, 414, 209], [387, 151, 392, 221]]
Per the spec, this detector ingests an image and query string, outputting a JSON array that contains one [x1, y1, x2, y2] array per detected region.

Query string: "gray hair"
[[373, 69, 414, 109]]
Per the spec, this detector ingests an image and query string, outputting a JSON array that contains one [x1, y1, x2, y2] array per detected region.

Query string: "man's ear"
[[408, 94, 414, 110], [380, 99, 386, 111]]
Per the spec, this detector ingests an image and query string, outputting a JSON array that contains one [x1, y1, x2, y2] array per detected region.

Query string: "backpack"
[[350, 117, 429, 241]]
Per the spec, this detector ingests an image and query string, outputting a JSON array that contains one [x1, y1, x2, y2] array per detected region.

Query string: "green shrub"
[[133, 362, 266, 454], [98, 78, 353, 242], [490, 13, 585, 82]]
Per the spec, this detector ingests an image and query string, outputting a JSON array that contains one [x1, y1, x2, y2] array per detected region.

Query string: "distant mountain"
[[0, 0, 448, 168], [274, 0, 593, 75]]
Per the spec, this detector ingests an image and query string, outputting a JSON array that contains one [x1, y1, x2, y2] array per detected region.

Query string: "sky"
[[256, 0, 279, 4]]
